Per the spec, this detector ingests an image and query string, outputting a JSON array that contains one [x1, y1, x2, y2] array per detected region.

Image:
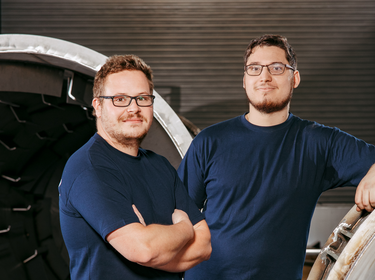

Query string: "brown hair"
[[92, 54, 153, 115], [244, 34, 297, 69]]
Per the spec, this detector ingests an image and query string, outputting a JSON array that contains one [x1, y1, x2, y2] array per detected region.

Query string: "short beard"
[[248, 88, 293, 114], [114, 132, 147, 149], [102, 112, 149, 150]]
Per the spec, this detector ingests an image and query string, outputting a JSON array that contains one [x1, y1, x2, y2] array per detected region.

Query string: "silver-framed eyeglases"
[[244, 63, 295, 76], [99, 95, 155, 107]]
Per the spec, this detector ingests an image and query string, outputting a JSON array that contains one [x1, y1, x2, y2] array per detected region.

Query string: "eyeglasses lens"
[[113, 96, 153, 107], [246, 63, 286, 76]]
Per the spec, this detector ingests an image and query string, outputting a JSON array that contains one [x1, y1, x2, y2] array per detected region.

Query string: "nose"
[[259, 66, 272, 82], [126, 98, 141, 113]]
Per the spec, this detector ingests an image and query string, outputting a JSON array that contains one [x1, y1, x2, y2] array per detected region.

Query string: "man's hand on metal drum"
[[355, 164, 375, 212]]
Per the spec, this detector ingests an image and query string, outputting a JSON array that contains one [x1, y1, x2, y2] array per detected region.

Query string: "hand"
[[172, 209, 194, 240], [355, 164, 375, 212], [171, 209, 191, 225], [132, 204, 146, 226]]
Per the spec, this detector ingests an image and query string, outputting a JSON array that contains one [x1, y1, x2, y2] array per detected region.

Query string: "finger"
[[359, 188, 373, 213], [355, 188, 364, 211], [370, 190, 375, 212], [363, 189, 373, 212], [132, 204, 146, 226]]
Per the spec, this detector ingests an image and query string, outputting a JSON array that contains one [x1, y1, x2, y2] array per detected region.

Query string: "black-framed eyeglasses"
[[244, 63, 295, 76], [99, 95, 155, 107]]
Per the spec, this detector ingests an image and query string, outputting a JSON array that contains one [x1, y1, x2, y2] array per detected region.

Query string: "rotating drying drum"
[[0, 34, 192, 279], [308, 206, 375, 280]]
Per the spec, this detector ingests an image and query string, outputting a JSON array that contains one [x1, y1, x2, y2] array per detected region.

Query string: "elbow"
[[202, 240, 212, 261], [201, 227, 212, 261], [205, 244, 212, 261], [195, 221, 212, 262], [194, 235, 212, 264], [132, 244, 173, 267], [128, 244, 156, 265]]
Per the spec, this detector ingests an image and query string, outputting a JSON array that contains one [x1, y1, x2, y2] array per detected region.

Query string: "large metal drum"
[[308, 205, 375, 280], [0, 34, 193, 280]]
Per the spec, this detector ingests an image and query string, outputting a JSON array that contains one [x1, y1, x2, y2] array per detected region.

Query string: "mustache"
[[255, 83, 277, 89], [119, 113, 145, 122]]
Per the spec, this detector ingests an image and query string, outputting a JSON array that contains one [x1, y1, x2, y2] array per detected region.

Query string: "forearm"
[[136, 220, 195, 267], [153, 220, 212, 272], [108, 220, 194, 268]]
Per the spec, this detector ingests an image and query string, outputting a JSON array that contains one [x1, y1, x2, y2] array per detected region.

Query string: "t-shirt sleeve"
[[174, 174, 205, 225], [177, 140, 207, 210], [324, 127, 375, 191], [65, 168, 140, 241]]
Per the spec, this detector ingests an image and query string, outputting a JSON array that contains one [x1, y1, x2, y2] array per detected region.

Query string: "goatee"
[[115, 132, 147, 149], [106, 113, 149, 149], [248, 87, 293, 114]]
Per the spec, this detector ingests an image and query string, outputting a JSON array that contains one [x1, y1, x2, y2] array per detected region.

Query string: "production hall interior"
[[1, 1, 375, 279]]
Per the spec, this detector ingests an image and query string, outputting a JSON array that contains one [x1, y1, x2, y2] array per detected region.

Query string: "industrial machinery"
[[0, 34, 192, 280], [308, 205, 375, 280]]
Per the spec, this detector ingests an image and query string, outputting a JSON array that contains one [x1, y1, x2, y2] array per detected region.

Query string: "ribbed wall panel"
[[3, 1, 375, 137]]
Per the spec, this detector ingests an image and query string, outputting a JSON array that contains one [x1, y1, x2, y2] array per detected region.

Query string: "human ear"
[[92, 98, 102, 118], [293, 70, 301, 89]]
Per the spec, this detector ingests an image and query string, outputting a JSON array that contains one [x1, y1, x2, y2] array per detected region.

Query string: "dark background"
[[2, 0, 375, 139]]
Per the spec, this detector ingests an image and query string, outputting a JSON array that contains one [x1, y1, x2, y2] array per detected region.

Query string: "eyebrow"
[[114, 92, 150, 96], [247, 61, 284, 65]]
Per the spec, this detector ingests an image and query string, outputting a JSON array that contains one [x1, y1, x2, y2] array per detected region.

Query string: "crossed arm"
[[355, 163, 375, 212], [106, 206, 211, 272]]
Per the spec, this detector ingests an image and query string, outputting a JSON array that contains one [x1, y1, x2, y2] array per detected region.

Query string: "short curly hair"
[[92, 54, 154, 116], [244, 34, 297, 70]]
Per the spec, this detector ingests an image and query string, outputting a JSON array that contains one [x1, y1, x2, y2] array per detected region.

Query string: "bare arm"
[[154, 219, 211, 272], [355, 163, 375, 212], [106, 206, 194, 268], [132, 205, 211, 272]]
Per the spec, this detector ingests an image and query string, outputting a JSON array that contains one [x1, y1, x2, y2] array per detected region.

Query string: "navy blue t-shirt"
[[177, 113, 375, 280], [59, 133, 204, 280]]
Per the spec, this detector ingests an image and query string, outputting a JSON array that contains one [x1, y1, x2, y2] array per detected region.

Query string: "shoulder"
[[289, 114, 368, 149], [182, 116, 243, 160], [290, 114, 340, 137], [65, 134, 112, 171], [63, 137, 95, 175], [193, 116, 242, 142], [61, 134, 121, 189]]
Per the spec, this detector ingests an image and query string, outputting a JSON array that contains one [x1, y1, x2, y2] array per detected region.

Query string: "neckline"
[[241, 113, 294, 132]]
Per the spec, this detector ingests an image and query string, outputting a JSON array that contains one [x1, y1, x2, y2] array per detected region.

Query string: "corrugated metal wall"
[[2, 0, 375, 141], [2, 0, 375, 204]]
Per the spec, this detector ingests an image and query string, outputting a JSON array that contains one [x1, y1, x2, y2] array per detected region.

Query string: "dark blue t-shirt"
[[177, 113, 375, 280], [59, 133, 204, 280]]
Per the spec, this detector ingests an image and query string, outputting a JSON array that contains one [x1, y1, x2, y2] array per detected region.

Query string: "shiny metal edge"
[[0, 33, 106, 72]]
